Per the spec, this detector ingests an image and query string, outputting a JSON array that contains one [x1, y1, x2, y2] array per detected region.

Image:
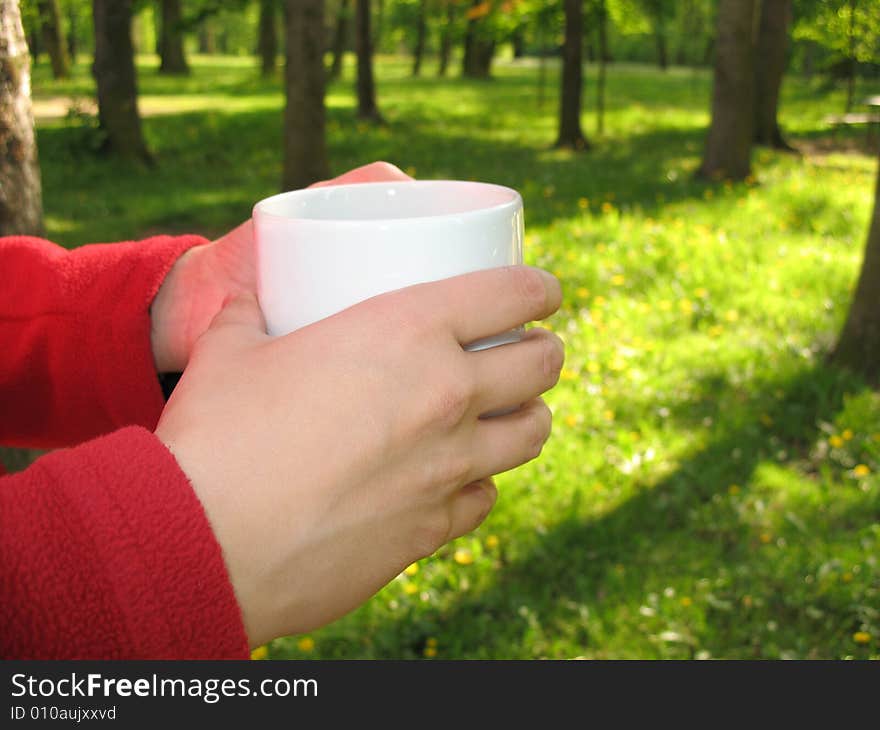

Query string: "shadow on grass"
[[327, 363, 878, 659]]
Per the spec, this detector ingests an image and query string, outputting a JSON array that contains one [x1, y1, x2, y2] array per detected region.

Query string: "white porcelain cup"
[[253, 180, 525, 351]]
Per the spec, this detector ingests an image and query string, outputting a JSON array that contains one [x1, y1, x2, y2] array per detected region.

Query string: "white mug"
[[253, 180, 524, 351]]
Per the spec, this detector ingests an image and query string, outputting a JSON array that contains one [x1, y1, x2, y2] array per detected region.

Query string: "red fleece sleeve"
[[0, 234, 204, 449], [0, 426, 250, 659]]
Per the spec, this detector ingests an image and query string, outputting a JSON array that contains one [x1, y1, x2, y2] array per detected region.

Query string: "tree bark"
[[696, 0, 755, 180], [555, 0, 588, 150], [355, 0, 382, 121], [462, 1, 494, 79], [158, 0, 189, 75], [198, 18, 217, 54], [754, 0, 793, 150], [0, 0, 43, 236], [92, 0, 151, 162], [329, 0, 350, 80], [437, 0, 453, 77], [830, 148, 880, 382], [37, 0, 69, 78], [411, 0, 427, 77], [66, 2, 77, 64], [258, 0, 278, 77], [282, 0, 330, 190]]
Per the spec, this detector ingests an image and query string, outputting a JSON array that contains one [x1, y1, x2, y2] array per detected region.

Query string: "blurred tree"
[[639, 0, 668, 70], [329, 0, 351, 79], [754, 0, 793, 150], [283, 0, 329, 189], [596, 0, 608, 136], [697, 0, 756, 180], [92, 0, 151, 162], [411, 0, 426, 76], [36, 0, 70, 77], [556, 0, 588, 150], [462, 0, 494, 78], [436, 0, 454, 76], [831, 149, 880, 382], [0, 0, 43, 236], [158, 0, 189, 74], [258, 0, 278, 77], [355, 0, 383, 121], [197, 16, 217, 52]]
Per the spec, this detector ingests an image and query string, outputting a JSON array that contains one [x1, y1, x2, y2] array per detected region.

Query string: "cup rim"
[[252, 179, 522, 225]]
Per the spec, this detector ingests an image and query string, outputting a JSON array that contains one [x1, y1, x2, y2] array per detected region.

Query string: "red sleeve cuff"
[[0, 426, 249, 659], [0, 235, 206, 448]]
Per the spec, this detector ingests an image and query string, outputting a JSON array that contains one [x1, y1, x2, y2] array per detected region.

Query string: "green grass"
[[32, 55, 880, 659]]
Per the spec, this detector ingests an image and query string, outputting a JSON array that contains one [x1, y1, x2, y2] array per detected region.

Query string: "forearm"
[[0, 427, 249, 659]]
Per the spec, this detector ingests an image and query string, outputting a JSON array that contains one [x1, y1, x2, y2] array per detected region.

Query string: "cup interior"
[[255, 180, 520, 222]]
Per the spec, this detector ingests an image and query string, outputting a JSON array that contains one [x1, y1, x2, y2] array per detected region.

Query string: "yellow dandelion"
[[609, 357, 627, 372], [404, 562, 419, 576], [611, 274, 626, 286], [742, 595, 753, 608], [566, 251, 577, 262], [725, 309, 739, 323], [576, 287, 590, 298], [578, 197, 590, 209], [853, 632, 871, 645], [695, 287, 709, 299], [404, 582, 419, 595], [842, 429, 854, 441], [423, 646, 438, 658], [601, 201, 614, 214], [759, 532, 772, 544], [829, 435, 844, 448], [842, 572, 854, 583], [728, 484, 741, 496], [679, 299, 694, 314], [853, 464, 871, 477], [659, 300, 672, 311], [680, 596, 693, 608], [543, 186, 555, 198], [453, 548, 474, 565], [564, 414, 578, 428], [561, 368, 579, 381], [297, 637, 315, 652], [250, 645, 269, 660], [426, 637, 438, 648], [553, 269, 563, 279], [872, 433, 880, 442], [596, 243, 607, 253], [745, 175, 756, 185], [485, 534, 500, 550], [703, 189, 714, 200], [405, 166, 417, 177], [603, 409, 615, 422], [593, 295, 607, 307], [708, 325, 724, 337], [587, 361, 600, 374], [760, 414, 774, 427]]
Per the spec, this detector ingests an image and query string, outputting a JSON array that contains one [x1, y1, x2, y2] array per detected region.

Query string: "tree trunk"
[[329, 0, 350, 80], [282, 0, 329, 190], [462, 2, 494, 79], [845, 0, 856, 113], [0, 0, 43, 237], [355, 0, 382, 121], [596, 0, 607, 136], [198, 19, 217, 54], [258, 0, 278, 77], [66, 2, 77, 64], [654, 18, 667, 70], [158, 0, 189, 75], [373, 0, 384, 50], [511, 26, 524, 58], [411, 0, 426, 77], [555, 0, 588, 150], [37, 0, 69, 78], [92, 0, 151, 162], [754, 0, 793, 150], [437, 0, 453, 77], [830, 148, 880, 381], [696, 0, 755, 180]]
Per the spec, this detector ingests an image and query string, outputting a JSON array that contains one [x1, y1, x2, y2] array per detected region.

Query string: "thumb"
[[206, 292, 268, 343]]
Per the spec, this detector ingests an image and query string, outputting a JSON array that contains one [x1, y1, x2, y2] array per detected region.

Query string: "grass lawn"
[[32, 54, 880, 659]]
